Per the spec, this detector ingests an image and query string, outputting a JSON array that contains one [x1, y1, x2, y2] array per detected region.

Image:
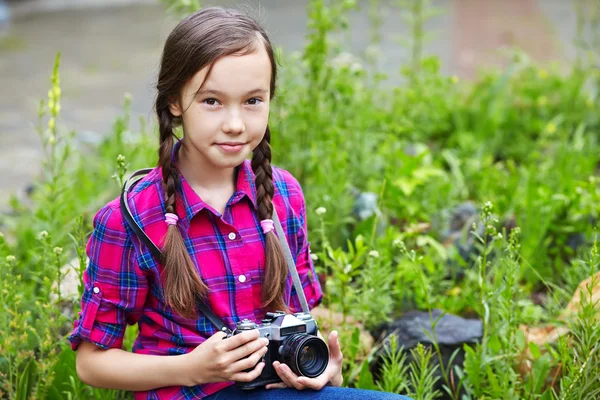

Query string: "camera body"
[[230, 311, 329, 390]]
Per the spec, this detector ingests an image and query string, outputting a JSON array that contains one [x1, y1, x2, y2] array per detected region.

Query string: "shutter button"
[[228, 232, 236, 240], [238, 275, 247, 283]]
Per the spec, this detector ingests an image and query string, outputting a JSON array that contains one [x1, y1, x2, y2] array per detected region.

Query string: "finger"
[[227, 336, 269, 363], [220, 329, 261, 352], [273, 362, 297, 389], [207, 331, 228, 343], [229, 345, 269, 373], [328, 330, 343, 362], [265, 382, 288, 389], [297, 374, 329, 390], [274, 361, 305, 390], [231, 361, 265, 383]]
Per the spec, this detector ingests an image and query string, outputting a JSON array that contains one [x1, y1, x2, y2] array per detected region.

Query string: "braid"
[[157, 103, 208, 318], [252, 126, 288, 312]]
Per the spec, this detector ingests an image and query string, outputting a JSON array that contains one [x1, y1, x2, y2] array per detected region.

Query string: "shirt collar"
[[170, 140, 258, 228]]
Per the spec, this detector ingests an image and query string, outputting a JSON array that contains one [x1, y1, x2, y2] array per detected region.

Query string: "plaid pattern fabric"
[[68, 150, 323, 399]]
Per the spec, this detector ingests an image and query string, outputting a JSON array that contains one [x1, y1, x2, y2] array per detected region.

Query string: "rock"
[[371, 309, 482, 399]]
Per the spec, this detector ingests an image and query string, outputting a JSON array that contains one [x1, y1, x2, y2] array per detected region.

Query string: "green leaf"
[[355, 359, 377, 391], [528, 341, 542, 360], [16, 358, 38, 400], [531, 354, 552, 394]]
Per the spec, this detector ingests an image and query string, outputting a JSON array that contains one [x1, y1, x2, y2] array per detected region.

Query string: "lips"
[[216, 142, 246, 153]]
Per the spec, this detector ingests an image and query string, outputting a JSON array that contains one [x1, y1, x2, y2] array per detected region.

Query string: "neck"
[[177, 142, 237, 192]]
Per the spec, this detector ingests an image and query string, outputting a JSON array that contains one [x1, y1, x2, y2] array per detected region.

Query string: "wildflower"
[[38, 231, 49, 240], [6, 255, 16, 264], [447, 286, 461, 296], [368, 250, 380, 258], [53, 247, 63, 256], [48, 118, 55, 131], [315, 207, 327, 216], [450, 75, 459, 84], [545, 123, 557, 134], [496, 233, 503, 239]]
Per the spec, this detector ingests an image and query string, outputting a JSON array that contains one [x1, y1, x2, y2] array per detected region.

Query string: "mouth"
[[215, 142, 247, 153]]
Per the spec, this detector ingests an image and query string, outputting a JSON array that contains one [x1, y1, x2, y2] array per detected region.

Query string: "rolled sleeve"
[[288, 190, 323, 313], [68, 203, 148, 350]]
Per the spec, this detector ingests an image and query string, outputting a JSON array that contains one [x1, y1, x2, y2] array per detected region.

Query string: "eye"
[[202, 98, 220, 106], [246, 97, 263, 105]]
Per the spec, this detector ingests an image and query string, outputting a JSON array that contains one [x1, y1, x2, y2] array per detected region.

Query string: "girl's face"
[[169, 44, 272, 174]]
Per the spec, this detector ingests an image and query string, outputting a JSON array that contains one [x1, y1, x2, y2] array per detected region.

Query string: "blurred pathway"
[[0, 0, 585, 211], [454, 0, 558, 79]]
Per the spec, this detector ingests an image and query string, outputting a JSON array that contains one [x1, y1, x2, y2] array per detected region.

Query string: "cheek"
[[183, 109, 217, 131]]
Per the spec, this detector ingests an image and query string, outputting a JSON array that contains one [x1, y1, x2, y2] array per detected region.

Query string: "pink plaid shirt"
[[68, 154, 323, 399]]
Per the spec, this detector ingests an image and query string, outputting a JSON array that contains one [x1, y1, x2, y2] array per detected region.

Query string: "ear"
[[168, 98, 183, 117]]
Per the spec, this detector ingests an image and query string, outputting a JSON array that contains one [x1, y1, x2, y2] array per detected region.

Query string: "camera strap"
[[119, 168, 310, 333], [271, 210, 310, 314]]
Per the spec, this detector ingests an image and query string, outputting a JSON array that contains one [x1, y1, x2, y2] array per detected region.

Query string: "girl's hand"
[[181, 330, 269, 386], [265, 330, 344, 390]]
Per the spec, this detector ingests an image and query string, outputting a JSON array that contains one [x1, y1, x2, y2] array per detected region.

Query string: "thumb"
[[328, 331, 342, 359]]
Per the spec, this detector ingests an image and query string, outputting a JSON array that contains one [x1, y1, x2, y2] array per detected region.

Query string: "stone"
[[371, 309, 482, 399]]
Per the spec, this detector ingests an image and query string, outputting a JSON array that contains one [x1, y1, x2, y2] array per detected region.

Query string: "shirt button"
[[238, 275, 247, 283], [93, 287, 100, 294], [228, 232, 236, 240]]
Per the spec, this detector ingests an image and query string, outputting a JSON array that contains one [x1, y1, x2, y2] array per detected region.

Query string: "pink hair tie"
[[260, 219, 274, 234], [165, 213, 179, 226]]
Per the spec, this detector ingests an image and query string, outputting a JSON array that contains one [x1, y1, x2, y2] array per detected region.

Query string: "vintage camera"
[[231, 311, 329, 390]]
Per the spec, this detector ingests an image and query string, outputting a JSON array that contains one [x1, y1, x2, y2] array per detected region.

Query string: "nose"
[[222, 111, 245, 134]]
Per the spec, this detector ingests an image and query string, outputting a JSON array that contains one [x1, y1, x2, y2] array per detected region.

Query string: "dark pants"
[[204, 385, 412, 400]]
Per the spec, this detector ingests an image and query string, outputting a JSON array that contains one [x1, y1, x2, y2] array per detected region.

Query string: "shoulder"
[[271, 165, 304, 201], [270, 165, 307, 230]]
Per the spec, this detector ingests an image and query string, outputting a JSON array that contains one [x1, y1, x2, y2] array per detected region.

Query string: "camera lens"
[[280, 334, 329, 378]]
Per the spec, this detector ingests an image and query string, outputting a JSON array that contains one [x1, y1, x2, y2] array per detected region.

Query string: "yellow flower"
[[447, 286, 462, 297], [545, 122, 557, 134], [48, 118, 55, 131]]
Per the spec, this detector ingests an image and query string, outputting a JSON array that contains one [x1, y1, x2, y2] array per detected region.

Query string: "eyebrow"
[[195, 88, 269, 97]]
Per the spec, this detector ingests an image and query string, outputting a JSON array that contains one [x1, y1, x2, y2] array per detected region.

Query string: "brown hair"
[[155, 7, 288, 318]]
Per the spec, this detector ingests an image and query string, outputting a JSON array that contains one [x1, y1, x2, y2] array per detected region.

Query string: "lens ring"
[[280, 334, 329, 378]]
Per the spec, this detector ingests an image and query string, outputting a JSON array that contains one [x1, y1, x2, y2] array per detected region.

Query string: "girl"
[[69, 7, 410, 400]]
